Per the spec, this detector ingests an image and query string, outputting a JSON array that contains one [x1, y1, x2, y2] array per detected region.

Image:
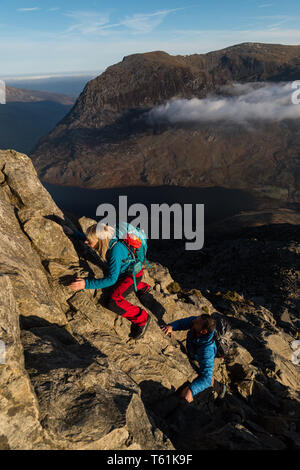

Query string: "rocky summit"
[[30, 43, 300, 206], [0, 149, 300, 450]]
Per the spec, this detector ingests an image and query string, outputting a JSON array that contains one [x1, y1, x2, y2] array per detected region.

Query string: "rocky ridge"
[[0, 149, 299, 450]]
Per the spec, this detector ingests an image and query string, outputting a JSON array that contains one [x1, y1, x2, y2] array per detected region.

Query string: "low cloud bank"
[[148, 82, 300, 124]]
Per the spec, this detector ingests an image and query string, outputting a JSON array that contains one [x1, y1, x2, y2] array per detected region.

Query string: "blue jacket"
[[170, 316, 217, 397], [72, 229, 133, 290]]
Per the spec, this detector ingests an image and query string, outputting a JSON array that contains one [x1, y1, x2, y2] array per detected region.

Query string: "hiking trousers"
[[106, 269, 149, 326]]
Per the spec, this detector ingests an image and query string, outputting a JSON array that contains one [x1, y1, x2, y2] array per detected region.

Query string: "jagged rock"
[[23, 217, 79, 263], [21, 330, 136, 448], [0, 275, 50, 450], [0, 149, 299, 450], [226, 342, 257, 399], [204, 423, 264, 450], [147, 262, 174, 291], [187, 290, 216, 314], [126, 394, 174, 450], [78, 216, 97, 233], [0, 149, 63, 215], [228, 363, 257, 399], [0, 150, 193, 449], [229, 343, 254, 365], [0, 186, 67, 325]]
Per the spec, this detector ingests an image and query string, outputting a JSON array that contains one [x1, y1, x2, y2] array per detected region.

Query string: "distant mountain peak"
[[31, 42, 300, 202]]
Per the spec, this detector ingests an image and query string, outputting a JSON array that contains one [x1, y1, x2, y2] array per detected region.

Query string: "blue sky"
[[1, 0, 300, 76]]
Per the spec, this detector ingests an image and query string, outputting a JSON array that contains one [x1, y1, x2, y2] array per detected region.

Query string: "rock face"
[[0, 275, 46, 450], [31, 43, 300, 205], [1, 149, 300, 450]]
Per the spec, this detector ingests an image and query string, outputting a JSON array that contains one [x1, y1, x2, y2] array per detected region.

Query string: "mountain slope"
[[30, 43, 300, 205]]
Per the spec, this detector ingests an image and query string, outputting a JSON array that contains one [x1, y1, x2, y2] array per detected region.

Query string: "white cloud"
[[62, 8, 182, 37], [121, 9, 182, 34], [17, 7, 40, 12], [64, 10, 115, 35], [148, 83, 300, 124]]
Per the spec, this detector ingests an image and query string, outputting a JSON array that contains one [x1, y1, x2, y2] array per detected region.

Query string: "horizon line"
[[2, 40, 300, 80], [0, 70, 102, 81]]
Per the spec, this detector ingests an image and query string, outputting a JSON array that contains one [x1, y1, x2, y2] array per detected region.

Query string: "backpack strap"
[[133, 272, 137, 292], [118, 239, 136, 260], [109, 239, 133, 258], [109, 240, 119, 250]]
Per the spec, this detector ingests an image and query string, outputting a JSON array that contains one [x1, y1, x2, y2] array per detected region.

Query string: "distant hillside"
[[6, 85, 74, 105], [30, 42, 300, 208], [5, 73, 99, 98], [0, 85, 75, 154]]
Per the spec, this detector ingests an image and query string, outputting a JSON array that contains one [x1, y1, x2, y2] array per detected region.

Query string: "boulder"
[[0, 276, 49, 450]]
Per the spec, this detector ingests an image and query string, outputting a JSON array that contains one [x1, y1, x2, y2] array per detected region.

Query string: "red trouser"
[[107, 269, 149, 326]]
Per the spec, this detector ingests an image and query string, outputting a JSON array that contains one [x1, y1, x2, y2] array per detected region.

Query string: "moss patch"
[[166, 282, 181, 294], [0, 435, 10, 450], [216, 291, 254, 305], [185, 289, 203, 298]]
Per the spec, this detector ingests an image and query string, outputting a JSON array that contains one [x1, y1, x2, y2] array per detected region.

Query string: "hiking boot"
[[129, 315, 151, 340]]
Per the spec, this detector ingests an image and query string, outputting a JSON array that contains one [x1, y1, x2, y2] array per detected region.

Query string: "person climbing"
[[161, 314, 226, 403], [63, 222, 163, 340]]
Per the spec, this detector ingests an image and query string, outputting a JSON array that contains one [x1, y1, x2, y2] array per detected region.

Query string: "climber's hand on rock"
[[161, 325, 173, 337], [179, 386, 193, 403], [63, 225, 74, 236], [69, 278, 85, 290]]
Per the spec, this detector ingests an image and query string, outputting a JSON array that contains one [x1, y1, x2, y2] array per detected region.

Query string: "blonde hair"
[[86, 223, 114, 261]]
